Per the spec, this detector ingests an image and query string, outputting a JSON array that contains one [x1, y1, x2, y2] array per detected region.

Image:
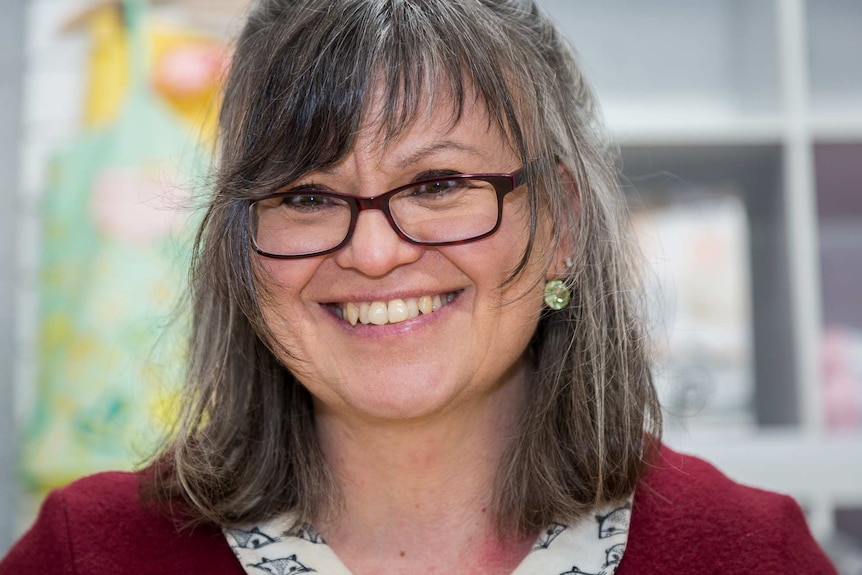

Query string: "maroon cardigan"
[[0, 446, 838, 574]]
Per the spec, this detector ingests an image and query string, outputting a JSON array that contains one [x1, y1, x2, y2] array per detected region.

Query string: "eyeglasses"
[[249, 167, 527, 259]]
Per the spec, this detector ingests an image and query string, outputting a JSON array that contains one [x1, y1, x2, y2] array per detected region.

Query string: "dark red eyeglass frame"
[[249, 167, 528, 259]]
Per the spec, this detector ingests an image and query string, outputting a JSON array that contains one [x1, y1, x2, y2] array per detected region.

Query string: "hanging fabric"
[[23, 0, 207, 495], [80, 0, 226, 144]]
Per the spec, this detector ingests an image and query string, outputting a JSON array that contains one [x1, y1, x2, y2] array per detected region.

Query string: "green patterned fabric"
[[23, 0, 206, 492]]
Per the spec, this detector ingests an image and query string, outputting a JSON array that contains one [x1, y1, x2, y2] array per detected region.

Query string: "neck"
[[312, 365, 533, 574]]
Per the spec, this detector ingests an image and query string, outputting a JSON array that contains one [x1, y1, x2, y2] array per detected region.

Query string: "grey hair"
[[148, 0, 661, 535]]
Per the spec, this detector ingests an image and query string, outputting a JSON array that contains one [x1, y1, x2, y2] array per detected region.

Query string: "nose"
[[333, 208, 423, 277]]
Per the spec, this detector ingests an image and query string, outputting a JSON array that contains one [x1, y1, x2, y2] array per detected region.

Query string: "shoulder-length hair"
[[149, 0, 661, 535]]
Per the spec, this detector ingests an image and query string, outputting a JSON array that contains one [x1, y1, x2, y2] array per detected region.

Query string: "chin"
[[320, 372, 469, 422]]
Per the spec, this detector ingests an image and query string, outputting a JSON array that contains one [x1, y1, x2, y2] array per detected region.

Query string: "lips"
[[331, 292, 459, 326]]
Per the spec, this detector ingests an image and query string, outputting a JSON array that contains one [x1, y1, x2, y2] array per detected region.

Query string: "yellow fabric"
[[83, 6, 223, 145], [84, 8, 128, 127], [150, 24, 224, 145]]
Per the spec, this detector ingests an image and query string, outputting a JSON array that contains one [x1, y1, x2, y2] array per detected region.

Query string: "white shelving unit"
[[539, 0, 862, 542]]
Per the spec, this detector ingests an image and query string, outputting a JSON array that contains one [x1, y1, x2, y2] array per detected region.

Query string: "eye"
[[412, 178, 470, 196], [281, 193, 341, 211]]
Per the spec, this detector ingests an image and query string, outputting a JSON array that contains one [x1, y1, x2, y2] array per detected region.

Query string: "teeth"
[[388, 299, 409, 323], [368, 302, 388, 325], [346, 302, 360, 326], [418, 296, 433, 315], [337, 292, 457, 326], [406, 298, 419, 319]]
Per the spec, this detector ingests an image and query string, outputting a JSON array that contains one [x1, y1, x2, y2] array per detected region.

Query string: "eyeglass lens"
[[251, 177, 502, 258]]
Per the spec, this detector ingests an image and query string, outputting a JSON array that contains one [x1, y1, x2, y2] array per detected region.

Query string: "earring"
[[543, 279, 571, 310]]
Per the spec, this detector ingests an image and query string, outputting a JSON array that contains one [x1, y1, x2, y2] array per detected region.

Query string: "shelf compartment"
[[807, 0, 862, 118], [815, 143, 862, 433], [620, 144, 796, 428], [538, 0, 780, 136]]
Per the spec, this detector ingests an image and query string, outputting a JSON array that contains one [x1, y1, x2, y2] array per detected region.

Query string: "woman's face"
[[257, 92, 557, 422]]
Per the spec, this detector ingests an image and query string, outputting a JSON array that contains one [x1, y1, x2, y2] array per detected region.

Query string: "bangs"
[[221, 0, 532, 198], [366, 2, 518, 151]]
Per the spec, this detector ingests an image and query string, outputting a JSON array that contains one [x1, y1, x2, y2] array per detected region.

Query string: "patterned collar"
[[224, 498, 632, 575]]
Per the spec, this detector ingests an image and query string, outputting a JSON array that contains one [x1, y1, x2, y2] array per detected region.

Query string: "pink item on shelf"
[[821, 327, 862, 430]]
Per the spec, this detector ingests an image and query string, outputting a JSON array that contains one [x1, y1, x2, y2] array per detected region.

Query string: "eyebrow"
[[393, 141, 484, 170], [316, 140, 485, 176]]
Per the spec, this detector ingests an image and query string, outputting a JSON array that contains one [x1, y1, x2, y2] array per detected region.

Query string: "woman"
[[1, 1, 837, 573]]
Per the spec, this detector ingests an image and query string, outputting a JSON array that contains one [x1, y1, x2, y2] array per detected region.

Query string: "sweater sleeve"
[[1, 472, 244, 575], [773, 493, 838, 573], [618, 446, 839, 575], [0, 489, 76, 575]]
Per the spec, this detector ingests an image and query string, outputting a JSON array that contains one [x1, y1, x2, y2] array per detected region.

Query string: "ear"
[[546, 162, 579, 280]]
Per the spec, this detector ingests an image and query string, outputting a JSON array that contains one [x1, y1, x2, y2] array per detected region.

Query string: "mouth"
[[329, 291, 460, 326]]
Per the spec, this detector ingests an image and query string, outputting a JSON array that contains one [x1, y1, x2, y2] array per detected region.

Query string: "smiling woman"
[[0, 1, 839, 574]]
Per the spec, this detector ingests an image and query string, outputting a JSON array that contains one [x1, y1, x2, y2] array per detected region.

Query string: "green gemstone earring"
[[543, 279, 571, 310]]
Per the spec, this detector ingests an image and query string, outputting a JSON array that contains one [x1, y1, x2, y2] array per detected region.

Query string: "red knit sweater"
[[0, 446, 838, 574]]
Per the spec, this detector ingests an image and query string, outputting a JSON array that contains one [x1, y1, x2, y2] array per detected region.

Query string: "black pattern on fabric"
[[284, 524, 327, 545], [225, 495, 632, 574], [226, 527, 280, 549], [596, 502, 631, 539], [249, 555, 316, 574], [533, 523, 567, 550], [558, 505, 630, 575]]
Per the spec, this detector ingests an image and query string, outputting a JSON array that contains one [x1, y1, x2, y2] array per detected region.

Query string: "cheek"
[[259, 259, 298, 292], [476, 229, 546, 305], [499, 279, 544, 339], [255, 259, 323, 345], [257, 258, 319, 303], [485, 234, 553, 338]]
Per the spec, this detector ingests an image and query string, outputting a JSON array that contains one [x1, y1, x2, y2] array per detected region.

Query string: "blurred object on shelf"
[[816, 142, 862, 332], [630, 187, 755, 432], [822, 327, 862, 431], [817, 143, 862, 436], [819, 221, 862, 329]]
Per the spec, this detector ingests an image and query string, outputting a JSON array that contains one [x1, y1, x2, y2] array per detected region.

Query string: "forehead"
[[219, 0, 550, 197], [349, 77, 514, 166]]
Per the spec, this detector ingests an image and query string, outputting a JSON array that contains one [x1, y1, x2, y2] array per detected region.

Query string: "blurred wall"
[[0, 0, 25, 556]]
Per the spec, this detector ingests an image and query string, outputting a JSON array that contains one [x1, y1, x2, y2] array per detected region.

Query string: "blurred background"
[[1, 0, 861, 571]]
